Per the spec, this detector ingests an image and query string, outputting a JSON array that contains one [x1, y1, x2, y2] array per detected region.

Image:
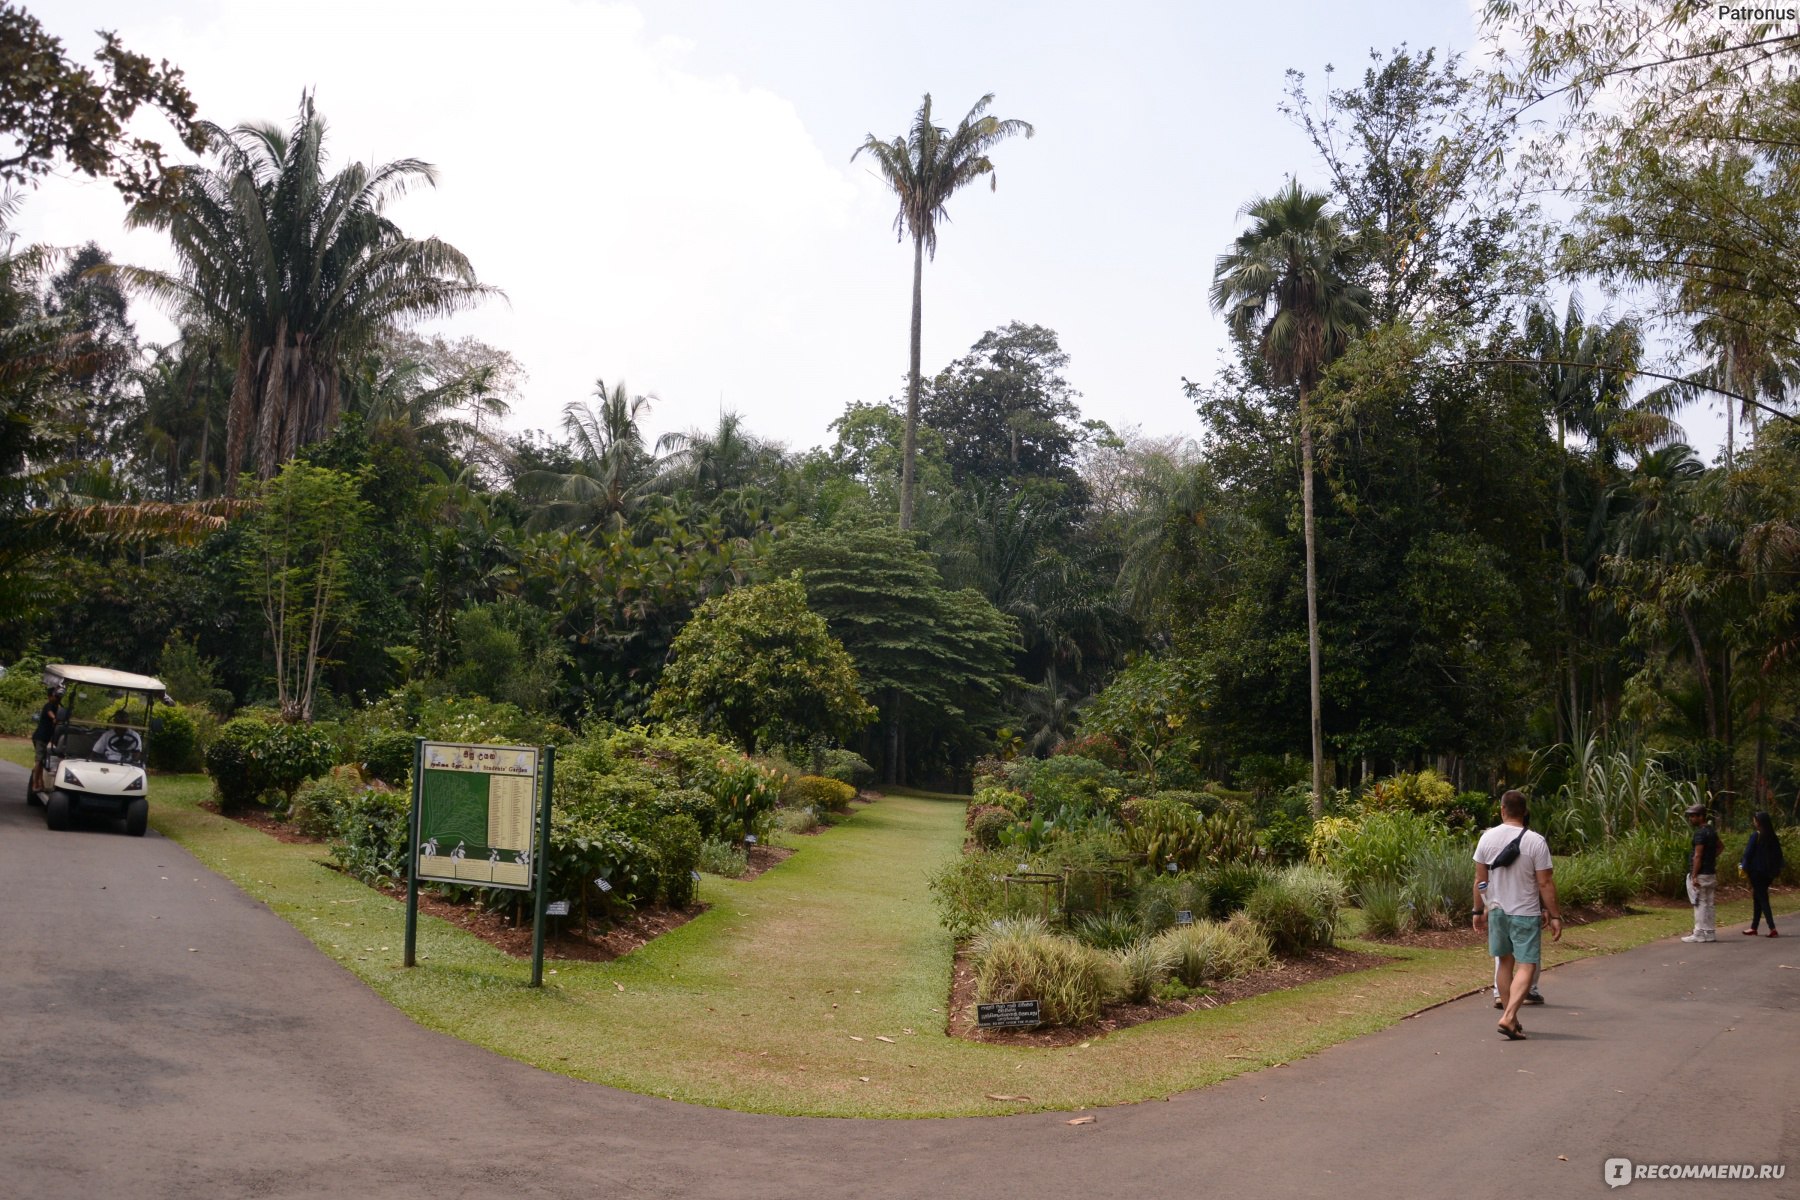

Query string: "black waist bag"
[[1489, 829, 1527, 869]]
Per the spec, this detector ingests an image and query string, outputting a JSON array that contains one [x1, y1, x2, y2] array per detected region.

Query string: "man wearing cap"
[[1682, 803, 1721, 944], [1474, 789, 1563, 1040]]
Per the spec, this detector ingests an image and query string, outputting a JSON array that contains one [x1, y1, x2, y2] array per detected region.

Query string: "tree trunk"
[[1557, 417, 1579, 741], [224, 331, 255, 496], [899, 234, 924, 532], [1299, 382, 1325, 817]]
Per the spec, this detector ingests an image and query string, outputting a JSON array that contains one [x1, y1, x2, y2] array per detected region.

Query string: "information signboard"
[[976, 999, 1042, 1028], [415, 742, 539, 890]]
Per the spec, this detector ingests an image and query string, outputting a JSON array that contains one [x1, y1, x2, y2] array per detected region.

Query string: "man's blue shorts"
[[1487, 908, 1542, 965]]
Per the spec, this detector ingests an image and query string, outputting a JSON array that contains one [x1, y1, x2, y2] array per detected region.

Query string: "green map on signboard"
[[419, 768, 490, 848], [414, 742, 540, 891]]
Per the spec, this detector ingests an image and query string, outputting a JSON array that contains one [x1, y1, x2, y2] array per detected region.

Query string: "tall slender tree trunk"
[[1557, 417, 1579, 740], [899, 234, 924, 532], [1299, 382, 1325, 816]]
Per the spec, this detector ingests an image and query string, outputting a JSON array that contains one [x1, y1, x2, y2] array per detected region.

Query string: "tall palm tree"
[[117, 92, 498, 491], [854, 94, 1032, 531], [1210, 181, 1369, 813]]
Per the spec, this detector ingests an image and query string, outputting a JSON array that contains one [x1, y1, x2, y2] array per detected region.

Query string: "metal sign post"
[[529, 745, 555, 987]]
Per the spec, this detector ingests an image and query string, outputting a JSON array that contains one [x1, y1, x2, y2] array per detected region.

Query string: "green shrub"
[[259, 722, 339, 808], [785, 774, 857, 814], [205, 717, 275, 812], [1151, 914, 1274, 987], [1197, 861, 1274, 920], [929, 850, 1030, 937], [651, 814, 703, 907], [290, 775, 359, 840], [328, 787, 413, 884], [814, 748, 874, 788], [703, 756, 785, 837], [970, 806, 1013, 850], [1245, 864, 1346, 953], [970, 918, 1121, 1026], [1359, 880, 1405, 937], [776, 805, 821, 835], [698, 837, 749, 877], [1308, 809, 1451, 895], [1399, 843, 1476, 928], [359, 729, 416, 786], [1260, 811, 1313, 864], [1111, 936, 1178, 1003], [975, 785, 1030, 815], [1005, 755, 1130, 816], [148, 702, 210, 773], [1361, 769, 1457, 815], [1121, 796, 1208, 870]]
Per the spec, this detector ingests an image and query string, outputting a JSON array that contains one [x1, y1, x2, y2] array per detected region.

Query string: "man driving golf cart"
[[29, 664, 164, 836]]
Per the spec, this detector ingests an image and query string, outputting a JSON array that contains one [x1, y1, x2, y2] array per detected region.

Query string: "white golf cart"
[[29, 664, 165, 836]]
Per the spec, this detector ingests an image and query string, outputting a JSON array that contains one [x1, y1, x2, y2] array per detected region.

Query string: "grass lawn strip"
[[0, 741, 1761, 1118]]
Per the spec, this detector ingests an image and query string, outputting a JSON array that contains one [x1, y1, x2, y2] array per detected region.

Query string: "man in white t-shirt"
[[1473, 790, 1564, 1040]]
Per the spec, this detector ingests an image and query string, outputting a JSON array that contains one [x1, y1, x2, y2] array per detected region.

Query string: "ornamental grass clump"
[[1151, 914, 1274, 987], [1358, 879, 1406, 937], [1111, 936, 1179, 1003], [1245, 863, 1347, 953], [1554, 847, 1640, 908], [970, 917, 1121, 1026], [1398, 844, 1475, 929]]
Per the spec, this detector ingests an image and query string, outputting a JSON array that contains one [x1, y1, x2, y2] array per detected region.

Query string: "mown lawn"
[[0, 737, 1751, 1117]]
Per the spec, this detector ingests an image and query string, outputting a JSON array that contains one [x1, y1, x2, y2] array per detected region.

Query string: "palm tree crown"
[[120, 92, 498, 490], [1210, 181, 1369, 391], [854, 93, 1032, 531]]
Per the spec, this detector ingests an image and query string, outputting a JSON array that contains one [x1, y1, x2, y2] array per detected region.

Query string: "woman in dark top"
[[1741, 811, 1786, 937]]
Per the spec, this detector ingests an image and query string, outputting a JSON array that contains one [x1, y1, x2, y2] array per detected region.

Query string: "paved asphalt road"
[[2, 760, 1795, 1199]]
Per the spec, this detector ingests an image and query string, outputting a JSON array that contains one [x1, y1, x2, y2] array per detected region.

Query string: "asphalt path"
[[2, 759, 1795, 1199]]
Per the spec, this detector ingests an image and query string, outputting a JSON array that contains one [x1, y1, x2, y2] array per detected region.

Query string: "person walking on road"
[[1740, 810, 1785, 938], [1474, 790, 1564, 1040], [1683, 803, 1722, 944]]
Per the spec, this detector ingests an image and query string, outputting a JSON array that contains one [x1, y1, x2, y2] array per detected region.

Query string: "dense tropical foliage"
[[2, 4, 1797, 939]]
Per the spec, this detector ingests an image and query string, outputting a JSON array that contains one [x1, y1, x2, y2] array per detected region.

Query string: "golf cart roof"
[[45, 664, 167, 694]]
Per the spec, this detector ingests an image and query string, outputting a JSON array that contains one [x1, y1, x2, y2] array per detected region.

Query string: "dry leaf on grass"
[[985, 1093, 1031, 1102]]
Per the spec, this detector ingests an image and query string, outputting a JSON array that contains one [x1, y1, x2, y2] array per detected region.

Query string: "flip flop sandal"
[[1497, 1022, 1527, 1041]]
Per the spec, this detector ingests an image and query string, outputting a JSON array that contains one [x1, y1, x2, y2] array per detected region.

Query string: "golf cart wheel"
[[45, 789, 72, 831], [26, 788, 43, 808], [124, 797, 148, 838]]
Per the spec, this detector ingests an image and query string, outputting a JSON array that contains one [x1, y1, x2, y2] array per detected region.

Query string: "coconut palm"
[[1209, 181, 1369, 813], [117, 92, 498, 491], [854, 94, 1033, 530], [521, 379, 682, 535]]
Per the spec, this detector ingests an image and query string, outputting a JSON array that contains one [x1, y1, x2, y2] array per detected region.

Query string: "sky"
[[14, 0, 1730, 458]]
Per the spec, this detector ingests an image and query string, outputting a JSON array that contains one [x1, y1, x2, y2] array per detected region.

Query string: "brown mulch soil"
[[946, 942, 1394, 1048], [739, 842, 794, 879], [371, 880, 705, 962]]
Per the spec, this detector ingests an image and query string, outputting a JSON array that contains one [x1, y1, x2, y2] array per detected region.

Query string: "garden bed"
[[945, 941, 1393, 1048]]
